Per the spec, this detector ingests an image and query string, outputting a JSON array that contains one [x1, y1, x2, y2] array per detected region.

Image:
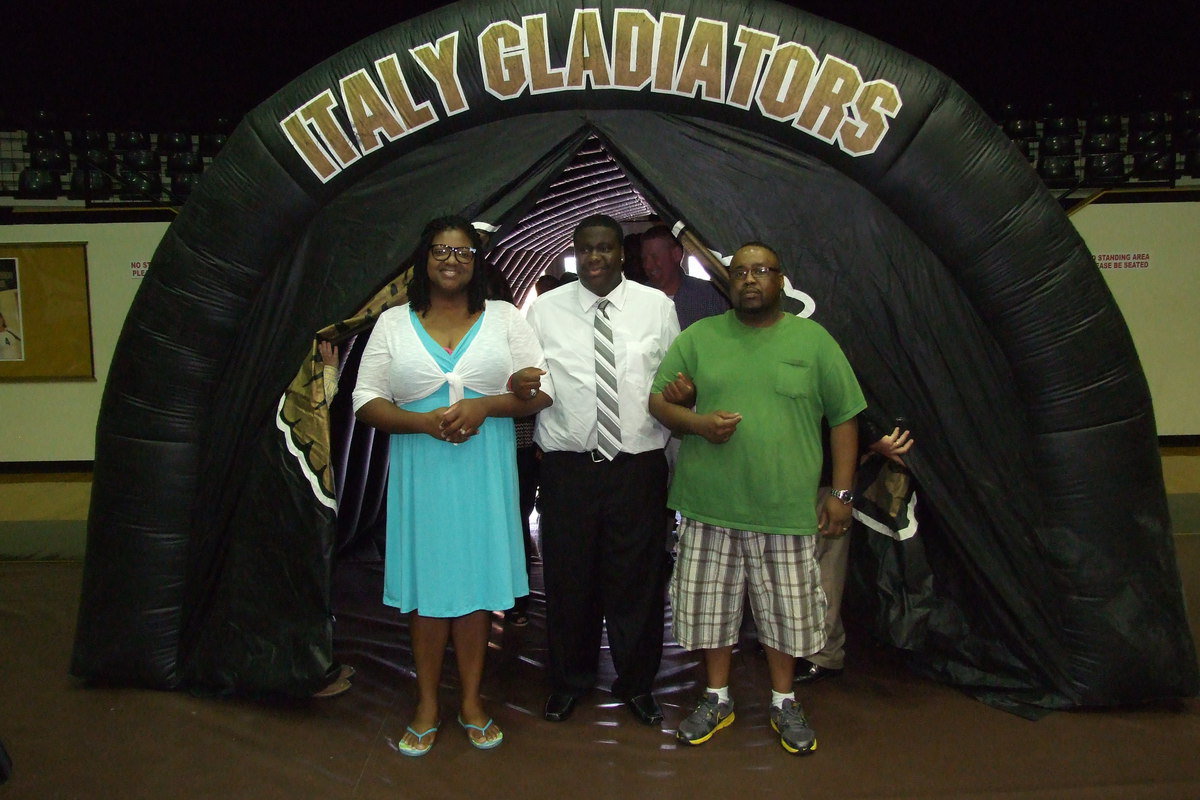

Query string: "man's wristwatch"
[[831, 489, 855, 505]]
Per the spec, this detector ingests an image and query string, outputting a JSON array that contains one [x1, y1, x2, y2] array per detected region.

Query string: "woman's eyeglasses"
[[729, 266, 780, 280], [430, 245, 477, 263]]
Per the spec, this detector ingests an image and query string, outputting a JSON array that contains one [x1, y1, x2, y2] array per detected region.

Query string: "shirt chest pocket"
[[774, 359, 810, 399], [623, 340, 658, 387]]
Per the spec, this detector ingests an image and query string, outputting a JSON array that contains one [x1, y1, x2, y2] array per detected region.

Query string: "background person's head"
[[535, 274, 561, 296], [639, 225, 685, 295], [622, 232, 648, 284]]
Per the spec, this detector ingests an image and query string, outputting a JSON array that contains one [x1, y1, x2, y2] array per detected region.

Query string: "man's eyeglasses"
[[729, 266, 780, 280], [430, 244, 477, 263]]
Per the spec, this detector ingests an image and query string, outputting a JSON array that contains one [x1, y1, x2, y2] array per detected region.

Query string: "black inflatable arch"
[[73, 0, 1196, 709]]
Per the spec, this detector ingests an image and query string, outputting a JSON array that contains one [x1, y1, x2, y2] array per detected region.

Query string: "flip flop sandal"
[[311, 676, 352, 698], [397, 723, 439, 757], [458, 715, 504, 750]]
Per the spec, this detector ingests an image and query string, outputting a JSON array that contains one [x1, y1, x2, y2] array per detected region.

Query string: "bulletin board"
[[0, 243, 94, 380]]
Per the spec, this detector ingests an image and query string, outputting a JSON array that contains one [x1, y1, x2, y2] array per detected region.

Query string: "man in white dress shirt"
[[521, 214, 680, 726]]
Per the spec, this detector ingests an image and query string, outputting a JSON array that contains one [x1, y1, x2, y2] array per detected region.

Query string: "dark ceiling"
[[8, 1, 1196, 128]]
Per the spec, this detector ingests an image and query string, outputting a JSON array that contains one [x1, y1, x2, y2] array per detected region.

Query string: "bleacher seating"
[[1185, 149, 1200, 178], [1130, 129, 1167, 154], [1001, 103, 1038, 140], [80, 147, 116, 172], [118, 169, 162, 202], [1084, 153, 1126, 183], [169, 171, 201, 199], [987, 91, 1200, 191], [1133, 151, 1175, 181], [1038, 155, 1078, 188], [1040, 135, 1077, 157], [16, 168, 61, 198], [114, 129, 150, 151], [199, 130, 228, 158], [1083, 131, 1122, 155], [25, 110, 67, 151], [167, 151, 202, 174], [1043, 116, 1079, 137], [70, 114, 109, 155], [117, 147, 163, 202], [1178, 108, 1200, 139], [121, 149, 158, 172], [30, 147, 70, 172], [69, 167, 114, 201], [166, 149, 204, 201], [1085, 111, 1122, 134], [155, 129, 193, 154], [2, 96, 1196, 203]]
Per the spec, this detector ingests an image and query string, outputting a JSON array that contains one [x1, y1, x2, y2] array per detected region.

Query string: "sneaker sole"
[[677, 711, 735, 746], [771, 719, 817, 755]]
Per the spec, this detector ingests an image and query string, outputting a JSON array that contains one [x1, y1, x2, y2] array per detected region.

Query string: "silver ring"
[[529, 388, 536, 397]]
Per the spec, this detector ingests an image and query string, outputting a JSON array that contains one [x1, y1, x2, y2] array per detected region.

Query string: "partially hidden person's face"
[[729, 245, 783, 313], [574, 225, 623, 297], [640, 236, 684, 292], [426, 227, 476, 295]]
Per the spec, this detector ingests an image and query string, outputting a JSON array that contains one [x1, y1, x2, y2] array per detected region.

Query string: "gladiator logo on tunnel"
[[280, 8, 903, 182]]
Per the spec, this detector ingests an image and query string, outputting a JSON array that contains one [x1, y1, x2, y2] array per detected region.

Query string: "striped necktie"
[[593, 298, 622, 460]]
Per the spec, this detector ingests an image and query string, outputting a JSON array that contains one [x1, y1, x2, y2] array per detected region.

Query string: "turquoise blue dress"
[[383, 311, 529, 617]]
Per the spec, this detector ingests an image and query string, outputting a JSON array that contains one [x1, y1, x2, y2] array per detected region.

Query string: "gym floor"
[[1, 449, 1197, 799]]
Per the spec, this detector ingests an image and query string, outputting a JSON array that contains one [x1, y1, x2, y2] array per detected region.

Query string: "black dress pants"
[[539, 449, 668, 699], [511, 444, 540, 613]]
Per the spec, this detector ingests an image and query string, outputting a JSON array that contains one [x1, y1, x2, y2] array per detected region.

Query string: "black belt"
[[545, 449, 645, 463]]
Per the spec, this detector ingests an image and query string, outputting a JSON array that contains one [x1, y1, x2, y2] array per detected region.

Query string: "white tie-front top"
[[351, 300, 549, 412]]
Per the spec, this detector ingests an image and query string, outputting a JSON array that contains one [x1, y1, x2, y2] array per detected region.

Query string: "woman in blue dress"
[[353, 217, 551, 755]]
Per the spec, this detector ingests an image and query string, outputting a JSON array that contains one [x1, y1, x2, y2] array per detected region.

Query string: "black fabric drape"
[[74, 0, 1194, 707], [587, 112, 1195, 708], [178, 117, 590, 693], [329, 333, 389, 562]]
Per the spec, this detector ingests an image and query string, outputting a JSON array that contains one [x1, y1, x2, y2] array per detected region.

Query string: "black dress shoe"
[[544, 692, 578, 722], [624, 693, 664, 726], [794, 659, 843, 684]]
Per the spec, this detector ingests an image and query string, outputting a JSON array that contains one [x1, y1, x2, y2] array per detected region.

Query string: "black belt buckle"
[[589, 449, 605, 463]]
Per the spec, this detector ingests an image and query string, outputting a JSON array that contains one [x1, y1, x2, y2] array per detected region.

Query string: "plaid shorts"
[[669, 516, 827, 656]]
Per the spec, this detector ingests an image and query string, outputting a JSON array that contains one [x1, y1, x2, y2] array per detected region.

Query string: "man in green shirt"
[[649, 241, 865, 755]]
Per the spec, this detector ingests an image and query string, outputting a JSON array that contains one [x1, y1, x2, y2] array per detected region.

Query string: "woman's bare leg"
[[402, 612, 450, 750], [451, 610, 501, 744]]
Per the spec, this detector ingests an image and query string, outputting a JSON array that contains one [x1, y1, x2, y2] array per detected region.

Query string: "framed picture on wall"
[[0, 257, 24, 361], [0, 243, 94, 380]]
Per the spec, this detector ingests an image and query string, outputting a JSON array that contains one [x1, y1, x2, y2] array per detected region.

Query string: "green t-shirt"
[[652, 311, 866, 535]]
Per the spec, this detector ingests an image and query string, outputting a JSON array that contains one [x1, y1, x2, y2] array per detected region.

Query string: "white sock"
[[707, 686, 731, 703], [771, 690, 794, 709]]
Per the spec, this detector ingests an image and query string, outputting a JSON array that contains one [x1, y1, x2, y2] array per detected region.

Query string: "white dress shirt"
[[527, 277, 679, 454], [352, 300, 546, 412]]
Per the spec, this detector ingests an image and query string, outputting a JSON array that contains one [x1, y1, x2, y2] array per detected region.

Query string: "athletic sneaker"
[[769, 698, 817, 755], [675, 692, 735, 745]]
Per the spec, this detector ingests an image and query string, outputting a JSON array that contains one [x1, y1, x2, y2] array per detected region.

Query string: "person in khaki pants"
[[798, 424, 913, 684]]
